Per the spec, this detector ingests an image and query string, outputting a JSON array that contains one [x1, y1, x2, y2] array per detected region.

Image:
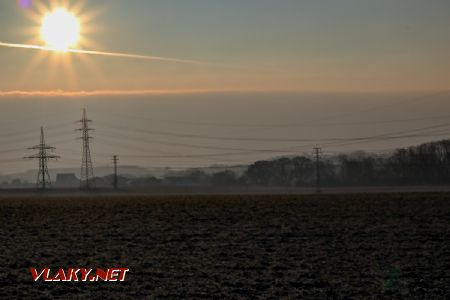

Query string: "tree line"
[[154, 139, 450, 187], [242, 139, 450, 186], [17, 139, 446, 189]]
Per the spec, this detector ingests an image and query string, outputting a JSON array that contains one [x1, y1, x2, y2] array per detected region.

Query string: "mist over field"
[[1, 91, 450, 176]]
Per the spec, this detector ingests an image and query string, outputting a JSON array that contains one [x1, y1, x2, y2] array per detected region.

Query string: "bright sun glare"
[[40, 8, 80, 51]]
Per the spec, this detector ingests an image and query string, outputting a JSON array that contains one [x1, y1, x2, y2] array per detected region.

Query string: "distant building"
[[55, 173, 79, 188]]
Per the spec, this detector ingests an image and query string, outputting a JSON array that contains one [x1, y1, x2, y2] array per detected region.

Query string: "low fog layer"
[[0, 92, 449, 174]]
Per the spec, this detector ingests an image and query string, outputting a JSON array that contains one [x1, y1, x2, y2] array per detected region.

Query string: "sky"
[[0, 0, 449, 92], [0, 0, 450, 175]]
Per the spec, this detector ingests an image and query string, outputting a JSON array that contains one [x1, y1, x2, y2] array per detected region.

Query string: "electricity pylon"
[[112, 155, 119, 189], [77, 108, 94, 189], [313, 147, 322, 194], [25, 127, 60, 190]]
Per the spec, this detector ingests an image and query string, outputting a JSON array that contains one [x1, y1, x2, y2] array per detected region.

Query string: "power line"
[[313, 123, 450, 150], [96, 129, 297, 153], [309, 91, 450, 125], [96, 119, 450, 144], [0, 158, 25, 164], [95, 91, 449, 129], [93, 122, 450, 158], [94, 135, 249, 164]]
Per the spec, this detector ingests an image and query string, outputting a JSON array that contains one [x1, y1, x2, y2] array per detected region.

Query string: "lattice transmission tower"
[[313, 147, 322, 194], [77, 108, 94, 189], [112, 155, 119, 190], [25, 127, 60, 189]]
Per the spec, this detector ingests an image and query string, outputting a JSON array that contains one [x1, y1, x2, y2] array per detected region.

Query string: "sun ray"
[[74, 50, 108, 86], [70, 0, 86, 16], [12, 1, 94, 90], [8, 1, 241, 92], [16, 50, 48, 88], [33, 1, 50, 21], [61, 53, 78, 89]]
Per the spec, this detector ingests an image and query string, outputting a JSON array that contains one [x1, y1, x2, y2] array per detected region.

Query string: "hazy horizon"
[[1, 91, 449, 175]]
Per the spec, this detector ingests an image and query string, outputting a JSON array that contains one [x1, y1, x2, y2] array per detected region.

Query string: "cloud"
[[0, 88, 302, 97]]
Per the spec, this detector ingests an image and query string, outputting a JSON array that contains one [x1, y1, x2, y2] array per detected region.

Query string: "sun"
[[40, 8, 80, 51]]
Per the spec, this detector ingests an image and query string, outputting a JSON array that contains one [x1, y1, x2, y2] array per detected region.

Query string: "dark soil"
[[1, 193, 450, 299]]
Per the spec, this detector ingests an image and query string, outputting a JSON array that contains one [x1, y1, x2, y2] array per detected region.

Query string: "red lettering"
[[95, 269, 109, 281], [79, 268, 92, 282], [52, 269, 67, 281], [42, 269, 52, 282], [107, 268, 120, 281], [30, 268, 47, 282], [29, 267, 129, 282], [117, 268, 130, 281]]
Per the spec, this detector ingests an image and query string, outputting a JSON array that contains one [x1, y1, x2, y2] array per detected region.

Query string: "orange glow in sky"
[[40, 8, 80, 51]]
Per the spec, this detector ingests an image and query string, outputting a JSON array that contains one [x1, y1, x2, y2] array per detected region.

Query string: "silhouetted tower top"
[[77, 108, 94, 189], [25, 127, 60, 190]]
